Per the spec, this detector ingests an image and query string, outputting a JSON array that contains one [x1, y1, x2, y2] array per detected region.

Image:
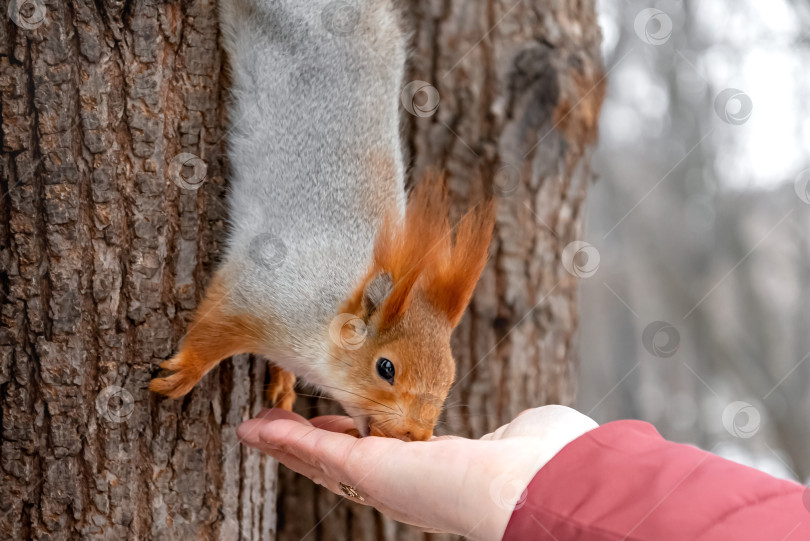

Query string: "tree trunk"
[[0, 1, 603, 540], [278, 1, 605, 540], [0, 1, 275, 539]]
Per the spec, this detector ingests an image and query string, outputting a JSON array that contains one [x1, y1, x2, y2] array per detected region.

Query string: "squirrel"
[[149, 0, 495, 442]]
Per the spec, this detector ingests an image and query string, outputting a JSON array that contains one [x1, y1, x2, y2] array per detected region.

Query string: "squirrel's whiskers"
[[149, 0, 494, 442]]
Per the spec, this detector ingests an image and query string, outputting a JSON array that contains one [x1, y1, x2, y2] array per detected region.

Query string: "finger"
[[271, 448, 338, 489], [256, 418, 398, 484], [261, 444, 377, 509], [430, 435, 463, 441], [245, 433, 346, 495], [422, 527, 452, 534], [479, 422, 511, 441], [268, 446, 439, 532], [237, 409, 312, 448], [310, 415, 357, 434], [272, 422, 481, 536], [502, 405, 597, 439], [259, 407, 311, 423], [266, 448, 321, 479], [482, 406, 576, 440]]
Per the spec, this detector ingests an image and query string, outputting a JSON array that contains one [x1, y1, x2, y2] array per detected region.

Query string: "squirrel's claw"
[[266, 364, 296, 410], [148, 272, 262, 399], [149, 351, 204, 399]]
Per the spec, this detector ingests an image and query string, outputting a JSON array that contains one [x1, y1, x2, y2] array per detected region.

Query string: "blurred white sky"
[[584, 1, 810, 483], [598, 0, 809, 189]]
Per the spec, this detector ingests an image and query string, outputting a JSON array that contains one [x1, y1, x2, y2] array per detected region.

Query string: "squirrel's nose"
[[395, 426, 433, 442], [368, 421, 433, 441]]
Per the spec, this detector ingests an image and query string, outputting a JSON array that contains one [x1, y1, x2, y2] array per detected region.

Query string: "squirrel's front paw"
[[266, 364, 296, 410], [149, 350, 204, 399]]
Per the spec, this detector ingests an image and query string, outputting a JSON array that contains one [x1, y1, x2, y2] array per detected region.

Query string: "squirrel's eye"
[[376, 358, 395, 385]]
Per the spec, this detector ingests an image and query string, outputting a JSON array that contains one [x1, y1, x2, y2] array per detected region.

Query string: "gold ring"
[[339, 482, 364, 501]]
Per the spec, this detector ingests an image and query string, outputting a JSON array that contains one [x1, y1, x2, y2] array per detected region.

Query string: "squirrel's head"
[[325, 174, 494, 441]]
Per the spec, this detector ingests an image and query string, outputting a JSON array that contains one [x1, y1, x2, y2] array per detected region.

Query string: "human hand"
[[237, 405, 598, 540]]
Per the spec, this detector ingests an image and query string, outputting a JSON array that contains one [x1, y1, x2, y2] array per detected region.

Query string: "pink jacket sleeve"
[[502, 420, 809, 540]]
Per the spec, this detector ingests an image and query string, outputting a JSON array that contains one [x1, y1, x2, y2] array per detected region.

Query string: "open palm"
[[237, 405, 597, 540]]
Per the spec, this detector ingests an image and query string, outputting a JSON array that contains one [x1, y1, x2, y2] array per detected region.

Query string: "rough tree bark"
[[277, 2, 604, 540], [0, 1, 603, 540]]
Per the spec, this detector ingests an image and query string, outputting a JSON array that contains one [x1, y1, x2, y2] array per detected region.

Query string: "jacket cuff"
[[501, 419, 808, 541]]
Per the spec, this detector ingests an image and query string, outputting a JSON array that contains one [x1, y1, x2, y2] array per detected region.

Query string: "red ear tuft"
[[422, 194, 495, 328], [373, 172, 450, 323], [341, 172, 494, 329]]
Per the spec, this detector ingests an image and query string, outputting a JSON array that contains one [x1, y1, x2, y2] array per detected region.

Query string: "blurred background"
[[579, 0, 810, 483]]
